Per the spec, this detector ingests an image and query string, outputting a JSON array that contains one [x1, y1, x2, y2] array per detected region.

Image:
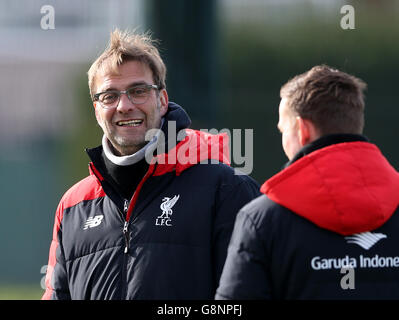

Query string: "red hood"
[[88, 128, 230, 224], [261, 141, 399, 235], [88, 129, 230, 179], [151, 128, 230, 176]]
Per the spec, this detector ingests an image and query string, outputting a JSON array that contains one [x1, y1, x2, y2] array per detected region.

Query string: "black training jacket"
[[216, 135, 399, 300], [42, 103, 260, 300]]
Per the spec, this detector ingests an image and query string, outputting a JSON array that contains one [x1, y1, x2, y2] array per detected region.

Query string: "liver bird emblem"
[[159, 195, 180, 218]]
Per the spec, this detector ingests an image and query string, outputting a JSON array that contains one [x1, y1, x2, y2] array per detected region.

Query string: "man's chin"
[[109, 137, 147, 156]]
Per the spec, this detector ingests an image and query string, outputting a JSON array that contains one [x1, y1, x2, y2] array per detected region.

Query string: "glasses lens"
[[127, 86, 151, 104], [99, 91, 120, 108]]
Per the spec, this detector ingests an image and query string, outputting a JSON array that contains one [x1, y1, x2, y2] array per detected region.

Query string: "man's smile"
[[116, 119, 144, 127]]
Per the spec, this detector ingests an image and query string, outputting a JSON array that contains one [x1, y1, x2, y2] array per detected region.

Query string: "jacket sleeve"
[[215, 205, 272, 300], [212, 175, 261, 292], [42, 202, 71, 300]]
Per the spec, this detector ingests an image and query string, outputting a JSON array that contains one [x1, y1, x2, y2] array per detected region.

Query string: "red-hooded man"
[[217, 65, 399, 300]]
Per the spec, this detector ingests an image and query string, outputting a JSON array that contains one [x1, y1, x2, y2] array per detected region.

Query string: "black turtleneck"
[[101, 152, 149, 200]]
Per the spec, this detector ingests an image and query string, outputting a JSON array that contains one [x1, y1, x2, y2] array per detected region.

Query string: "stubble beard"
[[107, 132, 147, 156], [104, 100, 163, 156]]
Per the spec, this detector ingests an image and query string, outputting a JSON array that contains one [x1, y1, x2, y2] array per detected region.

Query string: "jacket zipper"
[[122, 200, 129, 254], [119, 163, 157, 299], [121, 171, 151, 255], [89, 161, 157, 299], [120, 199, 129, 299]]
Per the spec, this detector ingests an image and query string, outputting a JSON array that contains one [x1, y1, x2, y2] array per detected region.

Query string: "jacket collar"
[[285, 133, 368, 168], [86, 102, 230, 179]]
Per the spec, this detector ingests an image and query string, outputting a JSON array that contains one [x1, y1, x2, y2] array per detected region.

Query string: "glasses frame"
[[93, 84, 159, 109]]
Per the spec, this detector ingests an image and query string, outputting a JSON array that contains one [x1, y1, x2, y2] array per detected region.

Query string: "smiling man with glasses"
[[92, 60, 167, 157], [42, 29, 260, 300]]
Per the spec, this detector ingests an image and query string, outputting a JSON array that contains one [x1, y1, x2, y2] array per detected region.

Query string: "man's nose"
[[116, 92, 136, 112]]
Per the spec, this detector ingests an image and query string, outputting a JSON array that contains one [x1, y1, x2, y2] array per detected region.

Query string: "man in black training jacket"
[[216, 65, 399, 300], [42, 29, 260, 300]]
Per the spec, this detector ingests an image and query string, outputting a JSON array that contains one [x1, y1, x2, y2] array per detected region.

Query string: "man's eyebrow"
[[99, 81, 149, 92], [126, 81, 149, 88]]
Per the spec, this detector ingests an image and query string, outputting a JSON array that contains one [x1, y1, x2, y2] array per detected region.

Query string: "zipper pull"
[[124, 200, 129, 215], [123, 200, 130, 254], [123, 221, 129, 254]]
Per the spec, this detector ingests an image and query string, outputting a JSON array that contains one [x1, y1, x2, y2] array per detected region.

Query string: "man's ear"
[[296, 116, 318, 146], [159, 89, 169, 116]]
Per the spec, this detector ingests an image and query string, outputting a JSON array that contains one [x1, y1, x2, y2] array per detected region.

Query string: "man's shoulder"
[[238, 194, 292, 229], [59, 174, 105, 211], [190, 161, 260, 186]]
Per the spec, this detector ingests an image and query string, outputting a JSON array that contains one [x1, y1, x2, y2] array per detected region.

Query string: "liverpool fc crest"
[[155, 195, 180, 227]]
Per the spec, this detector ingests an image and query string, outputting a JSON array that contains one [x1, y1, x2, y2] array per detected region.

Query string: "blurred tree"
[[146, 0, 221, 129]]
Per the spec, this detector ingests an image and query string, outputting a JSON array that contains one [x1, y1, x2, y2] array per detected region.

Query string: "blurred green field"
[[0, 285, 44, 300]]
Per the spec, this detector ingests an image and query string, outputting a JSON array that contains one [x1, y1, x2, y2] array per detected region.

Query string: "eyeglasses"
[[93, 84, 159, 109]]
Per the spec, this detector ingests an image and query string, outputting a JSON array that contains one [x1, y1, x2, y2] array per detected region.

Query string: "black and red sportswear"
[[42, 103, 260, 300], [217, 134, 399, 299]]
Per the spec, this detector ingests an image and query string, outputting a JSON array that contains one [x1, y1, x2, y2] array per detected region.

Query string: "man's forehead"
[[95, 60, 153, 91], [278, 98, 288, 114]]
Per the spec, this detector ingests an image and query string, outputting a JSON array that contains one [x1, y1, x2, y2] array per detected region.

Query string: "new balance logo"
[[345, 232, 387, 250], [83, 215, 104, 230], [155, 195, 180, 227]]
